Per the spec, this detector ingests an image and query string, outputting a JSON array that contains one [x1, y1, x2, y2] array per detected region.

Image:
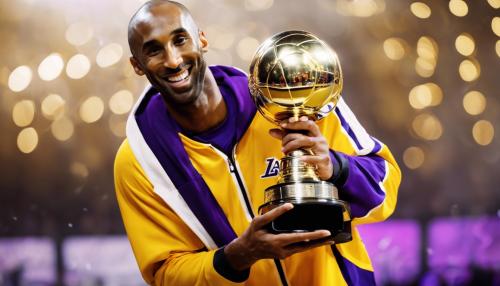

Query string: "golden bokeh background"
[[0, 0, 499, 283]]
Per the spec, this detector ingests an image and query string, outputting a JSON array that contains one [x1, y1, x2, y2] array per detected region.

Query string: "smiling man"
[[114, 1, 401, 285]]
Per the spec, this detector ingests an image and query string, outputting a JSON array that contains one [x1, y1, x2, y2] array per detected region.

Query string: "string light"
[[66, 54, 91, 79], [458, 59, 480, 82], [455, 33, 475, 56], [472, 120, 494, 146], [492, 17, 500, 37], [410, 2, 431, 19], [38, 53, 64, 81], [51, 116, 74, 141], [336, 0, 385, 18], [463, 91, 486, 115], [65, 22, 93, 46], [415, 36, 438, 78], [8, 66, 32, 92], [96, 43, 123, 68], [403, 146, 425, 169], [412, 113, 443, 140], [80, 96, 104, 123], [17, 127, 38, 154], [109, 90, 134, 115], [487, 0, 500, 9], [449, 0, 468, 17], [12, 100, 35, 127], [41, 94, 66, 120], [383, 38, 406, 60]]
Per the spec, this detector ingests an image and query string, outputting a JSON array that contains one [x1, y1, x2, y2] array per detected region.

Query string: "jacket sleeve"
[[114, 140, 246, 286], [326, 98, 402, 225]]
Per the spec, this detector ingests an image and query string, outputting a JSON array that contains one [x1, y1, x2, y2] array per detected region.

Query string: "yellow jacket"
[[114, 66, 401, 285]]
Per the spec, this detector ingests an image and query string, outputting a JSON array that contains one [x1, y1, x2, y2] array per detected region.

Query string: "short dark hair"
[[127, 0, 189, 57]]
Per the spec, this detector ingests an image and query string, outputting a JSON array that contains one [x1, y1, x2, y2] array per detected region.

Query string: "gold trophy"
[[249, 31, 352, 243]]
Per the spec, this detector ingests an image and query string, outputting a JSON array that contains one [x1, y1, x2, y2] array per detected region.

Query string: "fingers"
[[253, 203, 294, 229], [281, 134, 317, 154], [285, 239, 335, 254], [280, 116, 321, 137], [300, 155, 333, 180], [275, 229, 331, 246]]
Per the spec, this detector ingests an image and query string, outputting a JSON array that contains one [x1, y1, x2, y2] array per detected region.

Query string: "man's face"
[[130, 4, 208, 106]]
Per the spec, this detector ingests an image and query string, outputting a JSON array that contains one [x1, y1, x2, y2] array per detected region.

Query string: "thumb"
[[269, 128, 284, 140]]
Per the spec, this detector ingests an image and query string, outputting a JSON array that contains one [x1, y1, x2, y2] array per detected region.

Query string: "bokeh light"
[[463, 91, 486, 115], [336, 0, 385, 18], [455, 33, 475, 56], [109, 116, 127, 137], [96, 43, 123, 68], [472, 120, 494, 146], [408, 83, 443, 109], [412, 113, 443, 140], [458, 59, 480, 82], [12, 100, 36, 127], [493, 17, 500, 37], [66, 54, 91, 79], [41, 94, 66, 120], [51, 116, 74, 141], [449, 0, 468, 17], [244, 0, 274, 11], [417, 37, 438, 59], [409, 84, 432, 109], [205, 25, 235, 50], [80, 96, 104, 123], [415, 36, 438, 78], [17, 127, 39, 154], [403, 146, 425, 169], [237, 37, 260, 61], [65, 22, 94, 46], [70, 162, 89, 178], [415, 57, 435, 78], [109, 90, 134, 115], [426, 83, 443, 106], [410, 2, 431, 19], [8, 65, 32, 92], [383, 38, 406, 60], [496, 40, 500, 58], [488, 0, 500, 9], [38, 53, 64, 81]]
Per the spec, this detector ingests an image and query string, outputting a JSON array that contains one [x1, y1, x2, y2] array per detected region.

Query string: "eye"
[[174, 36, 187, 46], [146, 47, 162, 57]]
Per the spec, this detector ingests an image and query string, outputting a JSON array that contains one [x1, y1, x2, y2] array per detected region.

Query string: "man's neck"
[[165, 68, 227, 134]]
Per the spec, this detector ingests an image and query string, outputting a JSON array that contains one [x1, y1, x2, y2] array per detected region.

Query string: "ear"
[[199, 30, 209, 53], [129, 56, 145, 76]]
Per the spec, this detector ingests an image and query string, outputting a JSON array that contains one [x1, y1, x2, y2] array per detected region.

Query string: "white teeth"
[[167, 69, 189, 82]]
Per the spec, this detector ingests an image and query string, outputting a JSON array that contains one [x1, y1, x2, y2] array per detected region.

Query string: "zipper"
[[228, 149, 255, 218], [210, 145, 254, 222], [224, 145, 289, 286]]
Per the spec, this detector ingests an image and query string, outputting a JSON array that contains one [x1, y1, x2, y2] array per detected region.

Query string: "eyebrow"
[[141, 27, 190, 52]]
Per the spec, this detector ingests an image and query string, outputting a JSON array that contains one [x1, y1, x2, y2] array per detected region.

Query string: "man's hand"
[[269, 116, 334, 180], [224, 203, 333, 271]]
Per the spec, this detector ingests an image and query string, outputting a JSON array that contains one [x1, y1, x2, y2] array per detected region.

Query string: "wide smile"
[[162, 64, 192, 88]]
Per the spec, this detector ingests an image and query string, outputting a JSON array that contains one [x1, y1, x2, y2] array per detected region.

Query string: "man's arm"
[[269, 101, 401, 225], [114, 140, 245, 286]]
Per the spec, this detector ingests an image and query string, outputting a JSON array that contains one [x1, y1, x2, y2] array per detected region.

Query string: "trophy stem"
[[278, 149, 320, 184]]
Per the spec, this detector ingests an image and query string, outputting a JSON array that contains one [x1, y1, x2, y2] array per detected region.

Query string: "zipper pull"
[[228, 160, 235, 172]]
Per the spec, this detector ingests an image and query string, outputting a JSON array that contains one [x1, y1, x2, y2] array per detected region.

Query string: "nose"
[[164, 46, 183, 69]]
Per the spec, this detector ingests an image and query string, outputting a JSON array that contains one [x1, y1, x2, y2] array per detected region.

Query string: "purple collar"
[[134, 65, 256, 247]]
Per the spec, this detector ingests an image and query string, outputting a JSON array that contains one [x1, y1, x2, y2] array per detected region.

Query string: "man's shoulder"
[[209, 65, 248, 79], [114, 138, 154, 192], [114, 139, 134, 173], [114, 139, 141, 177]]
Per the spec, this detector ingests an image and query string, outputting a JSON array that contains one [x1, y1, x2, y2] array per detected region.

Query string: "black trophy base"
[[259, 200, 352, 244]]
